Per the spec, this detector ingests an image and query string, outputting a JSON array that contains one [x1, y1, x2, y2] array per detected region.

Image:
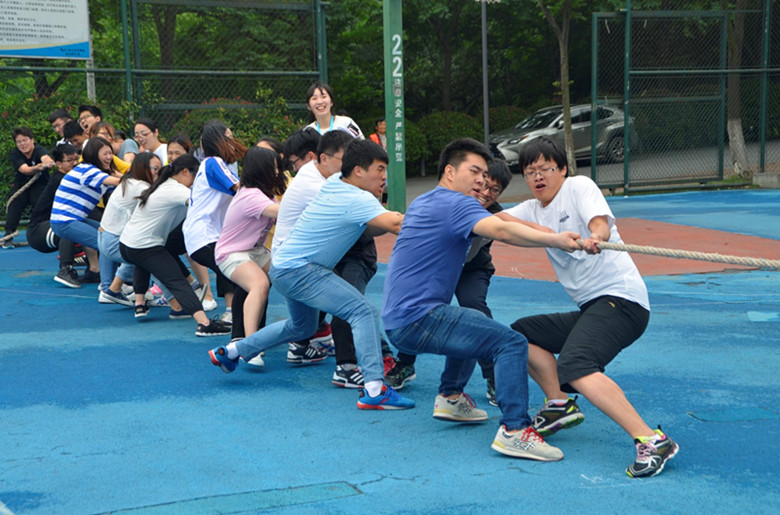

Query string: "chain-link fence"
[[592, 1, 779, 190], [1, 0, 325, 222]]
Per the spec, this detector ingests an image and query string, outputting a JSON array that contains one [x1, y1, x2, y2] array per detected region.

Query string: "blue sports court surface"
[[1, 189, 779, 513]]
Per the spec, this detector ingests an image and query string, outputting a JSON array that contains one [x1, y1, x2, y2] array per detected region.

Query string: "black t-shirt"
[[29, 170, 66, 226], [9, 144, 50, 186]]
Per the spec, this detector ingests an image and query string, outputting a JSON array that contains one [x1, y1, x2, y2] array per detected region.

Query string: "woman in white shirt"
[[305, 82, 364, 140], [119, 155, 230, 337], [134, 117, 168, 166]]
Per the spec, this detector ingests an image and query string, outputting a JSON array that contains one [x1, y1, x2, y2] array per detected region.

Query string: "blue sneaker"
[[169, 308, 192, 320], [209, 346, 238, 373], [357, 384, 415, 410]]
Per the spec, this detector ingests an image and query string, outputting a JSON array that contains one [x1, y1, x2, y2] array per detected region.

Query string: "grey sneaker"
[[433, 393, 488, 423], [54, 266, 81, 289], [218, 310, 233, 326], [491, 425, 564, 461]]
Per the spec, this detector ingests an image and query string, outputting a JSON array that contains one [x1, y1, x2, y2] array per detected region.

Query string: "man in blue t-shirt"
[[382, 138, 581, 461], [209, 140, 414, 410]]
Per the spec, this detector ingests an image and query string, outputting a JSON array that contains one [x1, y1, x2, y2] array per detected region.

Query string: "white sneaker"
[[433, 393, 488, 423], [219, 310, 232, 325], [202, 298, 218, 311], [243, 352, 265, 369], [491, 425, 564, 461], [149, 296, 170, 308]]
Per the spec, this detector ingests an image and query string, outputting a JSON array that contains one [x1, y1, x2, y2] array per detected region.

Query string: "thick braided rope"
[[4, 171, 42, 215], [575, 239, 780, 270]]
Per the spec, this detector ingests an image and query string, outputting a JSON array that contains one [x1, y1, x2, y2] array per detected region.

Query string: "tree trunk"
[[538, 0, 577, 174], [153, 6, 178, 102], [723, 0, 751, 179]]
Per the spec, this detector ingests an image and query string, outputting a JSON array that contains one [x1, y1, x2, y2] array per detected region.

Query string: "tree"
[[536, 0, 577, 173], [722, 0, 752, 178]]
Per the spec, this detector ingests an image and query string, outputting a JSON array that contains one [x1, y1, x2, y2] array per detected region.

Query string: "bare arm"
[[579, 215, 610, 254], [495, 211, 554, 233], [472, 214, 581, 252], [18, 156, 54, 176], [366, 211, 404, 236], [261, 203, 280, 219]]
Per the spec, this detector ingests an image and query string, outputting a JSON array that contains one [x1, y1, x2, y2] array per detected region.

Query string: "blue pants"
[[386, 305, 531, 430], [52, 219, 115, 292], [236, 263, 384, 383]]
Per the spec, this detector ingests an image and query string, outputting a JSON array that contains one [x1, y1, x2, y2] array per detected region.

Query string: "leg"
[[229, 261, 270, 336]]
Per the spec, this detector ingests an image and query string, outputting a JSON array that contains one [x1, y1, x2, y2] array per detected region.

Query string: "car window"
[[515, 109, 561, 130], [597, 107, 614, 120]]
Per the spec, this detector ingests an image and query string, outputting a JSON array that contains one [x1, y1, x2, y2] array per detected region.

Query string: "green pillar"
[[383, 0, 406, 212]]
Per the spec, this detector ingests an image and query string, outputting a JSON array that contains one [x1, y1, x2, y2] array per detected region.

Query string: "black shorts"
[[511, 295, 649, 393]]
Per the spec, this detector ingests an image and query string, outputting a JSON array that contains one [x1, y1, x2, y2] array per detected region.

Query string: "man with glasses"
[[77, 105, 103, 134], [504, 136, 678, 478], [3, 127, 54, 248], [382, 138, 581, 461]]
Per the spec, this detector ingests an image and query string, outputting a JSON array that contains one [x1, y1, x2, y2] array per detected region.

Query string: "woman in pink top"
[[215, 147, 287, 345]]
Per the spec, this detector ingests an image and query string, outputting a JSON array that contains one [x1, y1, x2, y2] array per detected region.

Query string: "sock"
[[546, 398, 569, 408], [365, 380, 383, 397], [340, 363, 358, 371], [225, 342, 239, 359], [225, 307, 232, 313]]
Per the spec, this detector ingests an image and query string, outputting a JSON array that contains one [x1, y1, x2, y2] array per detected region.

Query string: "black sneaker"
[[332, 364, 364, 388], [485, 376, 497, 407], [195, 319, 232, 337], [385, 362, 416, 390], [2, 239, 15, 249], [627, 427, 679, 478], [54, 266, 81, 289], [80, 269, 100, 284], [531, 396, 585, 437], [134, 304, 150, 318], [286, 342, 327, 364]]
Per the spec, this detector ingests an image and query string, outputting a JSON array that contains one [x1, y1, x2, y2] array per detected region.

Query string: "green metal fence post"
[[121, 0, 133, 104], [130, 0, 143, 106], [623, 0, 632, 193], [315, 0, 328, 84], [591, 13, 599, 183], [759, 0, 771, 174], [383, 0, 406, 213], [717, 13, 727, 180]]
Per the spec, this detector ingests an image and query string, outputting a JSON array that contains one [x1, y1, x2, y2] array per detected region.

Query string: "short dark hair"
[[81, 137, 114, 170], [48, 109, 72, 124], [62, 120, 85, 140], [486, 160, 513, 192], [518, 136, 568, 175], [12, 127, 34, 141], [282, 128, 320, 163], [316, 130, 354, 163], [437, 138, 492, 179], [341, 139, 389, 178], [78, 105, 102, 118], [52, 143, 78, 162]]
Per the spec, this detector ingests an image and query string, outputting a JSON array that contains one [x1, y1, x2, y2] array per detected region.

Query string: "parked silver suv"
[[489, 104, 639, 169]]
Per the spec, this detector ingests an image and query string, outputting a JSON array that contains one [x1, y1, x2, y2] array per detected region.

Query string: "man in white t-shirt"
[[210, 140, 414, 410], [503, 136, 678, 478]]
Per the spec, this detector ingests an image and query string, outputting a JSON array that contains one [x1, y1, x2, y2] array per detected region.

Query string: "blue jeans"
[[52, 219, 115, 292], [236, 263, 384, 382], [97, 231, 134, 285], [386, 304, 531, 430]]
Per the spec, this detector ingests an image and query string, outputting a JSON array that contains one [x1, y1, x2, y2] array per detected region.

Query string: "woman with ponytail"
[[119, 155, 230, 336]]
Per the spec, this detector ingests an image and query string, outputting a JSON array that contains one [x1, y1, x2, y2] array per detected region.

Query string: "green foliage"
[[169, 86, 304, 146], [416, 111, 483, 168], [402, 118, 428, 173]]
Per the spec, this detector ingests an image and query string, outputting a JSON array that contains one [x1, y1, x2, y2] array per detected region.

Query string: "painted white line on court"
[[0, 500, 16, 515]]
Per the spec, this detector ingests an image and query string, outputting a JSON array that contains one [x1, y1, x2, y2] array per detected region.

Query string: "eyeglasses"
[[288, 156, 301, 169], [523, 166, 558, 180], [134, 130, 151, 138], [484, 185, 503, 196], [61, 157, 79, 164], [78, 114, 94, 123]]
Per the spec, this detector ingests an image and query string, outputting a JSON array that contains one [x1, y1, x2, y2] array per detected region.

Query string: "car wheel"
[[606, 136, 624, 163]]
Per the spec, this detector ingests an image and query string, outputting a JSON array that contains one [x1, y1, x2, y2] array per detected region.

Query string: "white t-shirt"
[[503, 175, 649, 310], [152, 143, 168, 166], [100, 178, 148, 235], [306, 115, 365, 140], [270, 160, 327, 258], [182, 156, 239, 255], [273, 174, 386, 270], [120, 179, 190, 249]]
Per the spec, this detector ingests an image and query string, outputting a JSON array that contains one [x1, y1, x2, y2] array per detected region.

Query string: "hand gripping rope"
[[575, 239, 780, 270]]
